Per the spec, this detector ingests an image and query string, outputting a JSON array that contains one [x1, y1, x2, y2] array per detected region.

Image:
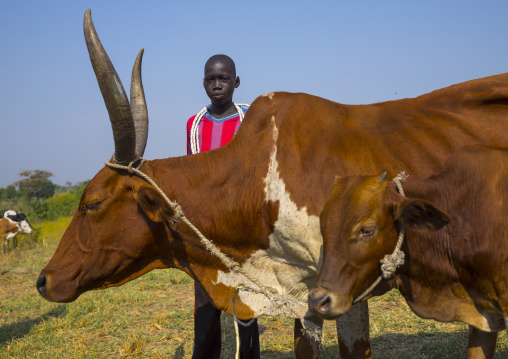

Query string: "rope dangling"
[[381, 171, 408, 278], [354, 171, 408, 303], [104, 156, 315, 357], [392, 171, 407, 196], [380, 227, 405, 279]]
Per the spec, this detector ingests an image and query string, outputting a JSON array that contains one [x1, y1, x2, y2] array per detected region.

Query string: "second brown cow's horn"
[[84, 8, 136, 164], [131, 49, 148, 157]]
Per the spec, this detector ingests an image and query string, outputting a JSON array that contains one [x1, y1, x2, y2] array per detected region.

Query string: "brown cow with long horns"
[[37, 9, 508, 359]]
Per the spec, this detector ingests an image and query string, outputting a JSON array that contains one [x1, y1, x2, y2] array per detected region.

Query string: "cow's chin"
[[308, 286, 353, 320], [37, 268, 122, 303]]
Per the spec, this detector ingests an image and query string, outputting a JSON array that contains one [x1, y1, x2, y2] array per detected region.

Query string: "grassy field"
[[1, 218, 508, 358]]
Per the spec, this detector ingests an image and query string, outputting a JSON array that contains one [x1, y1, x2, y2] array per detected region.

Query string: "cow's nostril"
[[309, 291, 333, 315], [36, 275, 47, 296], [318, 296, 331, 313]]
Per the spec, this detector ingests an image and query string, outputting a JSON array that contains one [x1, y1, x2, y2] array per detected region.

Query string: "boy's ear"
[[136, 186, 175, 223], [235, 76, 240, 88], [395, 198, 450, 232]]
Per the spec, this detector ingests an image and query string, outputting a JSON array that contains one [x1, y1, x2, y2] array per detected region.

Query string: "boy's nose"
[[213, 79, 222, 88]]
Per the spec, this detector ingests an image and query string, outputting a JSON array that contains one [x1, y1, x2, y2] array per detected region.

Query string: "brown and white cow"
[[1, 210, 32, 250], [37, 9, 508, 359], [309, 146, 508, 359]]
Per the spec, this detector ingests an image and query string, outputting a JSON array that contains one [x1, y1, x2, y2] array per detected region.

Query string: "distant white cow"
[[1, 210, 33, 249]]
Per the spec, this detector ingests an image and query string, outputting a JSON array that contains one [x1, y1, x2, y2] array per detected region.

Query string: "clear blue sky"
[[1, 1, 507, 188]]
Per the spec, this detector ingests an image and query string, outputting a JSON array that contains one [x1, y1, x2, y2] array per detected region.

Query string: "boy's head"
[[203, 54, 240, 106]]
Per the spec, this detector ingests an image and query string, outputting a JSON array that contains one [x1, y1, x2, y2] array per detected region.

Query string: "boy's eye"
[[220, 76, 230, 82], [203, 77, 213, 83]]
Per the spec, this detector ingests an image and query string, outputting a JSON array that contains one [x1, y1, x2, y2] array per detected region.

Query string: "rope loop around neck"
[[103, 157, 294, 298], [353, 171, 408, 303], [393, 171, 407, 196]]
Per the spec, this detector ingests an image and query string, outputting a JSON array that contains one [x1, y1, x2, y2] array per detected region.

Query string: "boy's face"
[[203, 60, 239, 106]]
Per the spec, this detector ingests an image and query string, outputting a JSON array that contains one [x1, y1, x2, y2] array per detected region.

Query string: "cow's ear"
[[395, 199, 450, 231], [135, 186, 175, 223]]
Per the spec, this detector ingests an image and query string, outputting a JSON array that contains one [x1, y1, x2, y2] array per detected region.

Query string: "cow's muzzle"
[[308, 287, 352, 320]]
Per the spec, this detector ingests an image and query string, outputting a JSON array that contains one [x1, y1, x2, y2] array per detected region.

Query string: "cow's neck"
[[148, 147, 267, 254], [136, 121, 323, 317], [138, 143, 281, 316], [393, 177, 460, 285], [390, 178, 505, 331]]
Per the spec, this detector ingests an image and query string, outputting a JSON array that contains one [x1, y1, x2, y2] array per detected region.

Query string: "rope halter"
[[353, 171, 407, 303], [104, 157, 320, 358], [103, 157, 312, 314]]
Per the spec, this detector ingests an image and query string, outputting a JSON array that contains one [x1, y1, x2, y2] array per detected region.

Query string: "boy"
[[186, 54, 260, 359]]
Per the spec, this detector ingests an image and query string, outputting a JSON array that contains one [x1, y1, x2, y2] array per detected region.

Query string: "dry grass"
[[1, 218, 508, 358]]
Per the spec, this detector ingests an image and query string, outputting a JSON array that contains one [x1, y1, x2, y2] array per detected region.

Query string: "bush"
[[33, 193, 78, 221]]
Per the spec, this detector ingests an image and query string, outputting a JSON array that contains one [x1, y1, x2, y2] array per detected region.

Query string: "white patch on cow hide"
[[3, 210, 16, 218], [261, 92, 274, 100], [5, 231, 17, 240], [215, 116, 323, 318], [18, 220, 32, 234]]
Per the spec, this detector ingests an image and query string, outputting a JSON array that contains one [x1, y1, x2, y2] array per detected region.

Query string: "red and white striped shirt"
[[186, 105, 248, 155]]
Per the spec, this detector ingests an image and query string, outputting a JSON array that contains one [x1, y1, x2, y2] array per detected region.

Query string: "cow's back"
[[242, 73, 508, 217]]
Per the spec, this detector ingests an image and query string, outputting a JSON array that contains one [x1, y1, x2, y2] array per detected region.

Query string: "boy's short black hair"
[[204, 54, 236, 77]]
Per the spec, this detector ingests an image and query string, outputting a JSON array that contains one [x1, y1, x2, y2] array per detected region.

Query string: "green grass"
[[2, 218, 508, 358]]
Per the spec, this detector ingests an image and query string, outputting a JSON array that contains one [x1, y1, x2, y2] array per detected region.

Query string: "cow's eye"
[[356, 224, 377, 239], [83, 201, 102, 215]]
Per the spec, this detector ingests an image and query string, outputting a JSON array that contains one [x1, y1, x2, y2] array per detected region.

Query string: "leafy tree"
[[33, 193, 78, 220], [16, 170, 55, 202], [4, 185, 17, 200], [72, 181, 89, 201]]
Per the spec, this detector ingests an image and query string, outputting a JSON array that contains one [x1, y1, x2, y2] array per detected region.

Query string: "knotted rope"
[[105, 158, 274, 292], [104, 158, 317, 358], [353, 172, 407, 304]]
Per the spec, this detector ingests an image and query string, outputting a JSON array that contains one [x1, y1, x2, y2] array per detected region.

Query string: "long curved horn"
[[130, 49, 148, 157], [83, 9, 136, 164]]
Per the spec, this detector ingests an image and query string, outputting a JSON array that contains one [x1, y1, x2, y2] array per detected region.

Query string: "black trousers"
[[192, 281, 260, 359]]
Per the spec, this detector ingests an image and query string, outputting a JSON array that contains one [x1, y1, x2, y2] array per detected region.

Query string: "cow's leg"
[[466, 325, 497, 359], [336, 301, 372, 359], [294, 317, 322, 359]]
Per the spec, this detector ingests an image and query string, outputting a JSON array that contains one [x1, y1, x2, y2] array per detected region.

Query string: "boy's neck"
[[208, 101, 238, 119]]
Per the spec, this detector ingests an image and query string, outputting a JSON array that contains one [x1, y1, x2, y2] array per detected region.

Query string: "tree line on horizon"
[[0, 169, 89, 222]]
